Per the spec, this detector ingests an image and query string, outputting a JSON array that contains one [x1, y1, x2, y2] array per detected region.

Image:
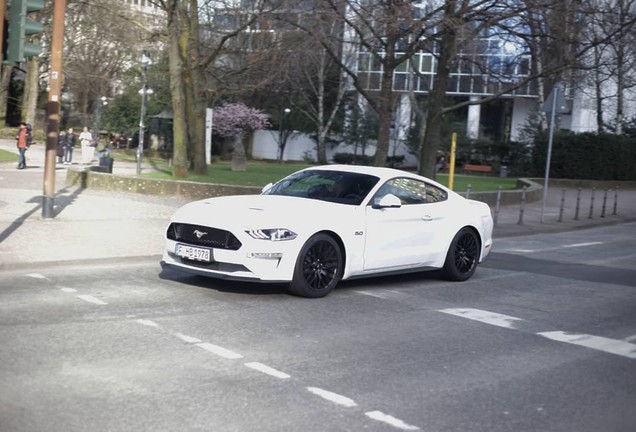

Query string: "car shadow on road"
[[158, 268, 289, 296], [158, 265, 445, 298]]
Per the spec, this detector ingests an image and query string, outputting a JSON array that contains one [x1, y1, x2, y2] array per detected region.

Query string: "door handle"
[[422, 215, 434, 222]]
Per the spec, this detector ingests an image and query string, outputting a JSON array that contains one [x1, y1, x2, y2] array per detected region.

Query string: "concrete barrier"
[[66, 168, 263, 200]]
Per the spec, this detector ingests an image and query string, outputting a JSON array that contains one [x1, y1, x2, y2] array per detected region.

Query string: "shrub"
[[332, 153, 373, 165], [531, 131, 636, 180]]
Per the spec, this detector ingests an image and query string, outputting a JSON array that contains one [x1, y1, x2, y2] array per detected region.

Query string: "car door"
[[363, 177, 451, 271]]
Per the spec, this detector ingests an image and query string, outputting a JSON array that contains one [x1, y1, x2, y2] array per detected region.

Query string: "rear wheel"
[[442, 228, 480, 281], [288, 234, 343, 298]]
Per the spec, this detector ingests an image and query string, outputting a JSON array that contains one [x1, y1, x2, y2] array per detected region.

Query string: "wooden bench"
[[463, 164, 492, 174]]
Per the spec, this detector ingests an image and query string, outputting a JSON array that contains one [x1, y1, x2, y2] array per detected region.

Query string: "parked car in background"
[[161, 165, 494, 298]]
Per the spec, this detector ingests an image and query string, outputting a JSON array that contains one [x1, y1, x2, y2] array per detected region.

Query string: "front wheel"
[[442, 228, 480, 281], [288, 234, 343, 298]]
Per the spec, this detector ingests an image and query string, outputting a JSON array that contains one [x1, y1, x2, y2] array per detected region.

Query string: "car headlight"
[[246, 228, 298, 241]]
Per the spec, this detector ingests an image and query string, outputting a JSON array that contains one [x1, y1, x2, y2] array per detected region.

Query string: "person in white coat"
[[79, 126, 95, 164]]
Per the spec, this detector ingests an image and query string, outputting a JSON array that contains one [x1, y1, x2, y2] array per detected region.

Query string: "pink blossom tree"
[[212, 103, 270, 171], [212, 103, 271, 137]]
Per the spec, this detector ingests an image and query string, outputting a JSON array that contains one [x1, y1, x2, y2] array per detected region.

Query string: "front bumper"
[[162, 237, 303, 283]]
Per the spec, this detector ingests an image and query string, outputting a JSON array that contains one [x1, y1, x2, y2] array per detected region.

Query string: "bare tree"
[[64, 1, 142, 125], [581, 0, 636, 133], [273, 12, 351, 164]]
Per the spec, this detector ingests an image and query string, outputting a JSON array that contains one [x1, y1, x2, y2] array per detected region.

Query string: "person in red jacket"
[[16, 122, 29, 169]]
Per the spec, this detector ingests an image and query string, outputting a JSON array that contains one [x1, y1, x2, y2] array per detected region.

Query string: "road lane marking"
[[174, 333, 202, 344], [306, 387, 357, 408], [354, 290, 387, 299], [563, 242, 603, 248], [504, 241, 603, 254], [439, 308, 523, 329], [245, 362, 290, 379], [60, 287, 77, 293], [27, 273, 46, 279], [538, 331, 636, 359], [625, 334, 636, 343], [365, 410, 420, 431], [137, 319, 159, 327], [196, 342, 243, 359], [75, 294, 107, 305], [441, 308, 636, 360]]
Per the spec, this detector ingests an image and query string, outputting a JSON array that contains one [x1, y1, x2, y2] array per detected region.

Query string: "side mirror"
[[372, 194, 402, 209], [261, 182, 273, 194]]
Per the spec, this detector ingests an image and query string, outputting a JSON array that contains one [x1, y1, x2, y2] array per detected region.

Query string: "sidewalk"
[[1, 140, 635, 272]]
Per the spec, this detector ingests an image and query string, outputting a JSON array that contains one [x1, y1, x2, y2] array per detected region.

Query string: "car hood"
[[171, 194, 358, 229]]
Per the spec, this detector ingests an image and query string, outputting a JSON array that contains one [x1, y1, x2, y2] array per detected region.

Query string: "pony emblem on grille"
[[193, 229, 208, 239]]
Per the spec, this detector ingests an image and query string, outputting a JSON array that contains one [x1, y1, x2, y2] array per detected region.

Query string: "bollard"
[[601, 189, 608, 218], [465, 184, 472, 199], [574, 187, 581, 220], [588, 187, 595, 219], [517, 186, 527, 225], [558, 189, 566, 222], [493, 186, 502, 225], [613, 187, 618, 215]]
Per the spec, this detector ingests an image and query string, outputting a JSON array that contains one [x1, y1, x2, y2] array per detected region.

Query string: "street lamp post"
[[278, 107, 291, 160], [136, 52, 152, 175], [93, 96, 108, 141]]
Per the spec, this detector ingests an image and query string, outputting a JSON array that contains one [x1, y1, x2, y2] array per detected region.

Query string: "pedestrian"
[[435, 156, 446, 173], [95, 133, 112, 159], [56, 130, 66, 164], [64, 127, 76, 165], [79, 126, 95, 165], [16, 122, 29, 169]]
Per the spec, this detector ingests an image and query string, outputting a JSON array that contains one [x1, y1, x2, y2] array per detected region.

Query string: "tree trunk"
[[418, 1, 458, 178], [371, 19, 399, 168], [167, 0, 189, 178], [0, 66, 12, 126], [231, 135, 246, 171], [22, 57, 40, 124], [594, 45, 604, 133], [189, 0, 208, 175], [614, 0, 626, 135]]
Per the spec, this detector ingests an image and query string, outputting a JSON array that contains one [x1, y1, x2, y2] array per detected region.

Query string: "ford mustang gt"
[[161, 165, 493, 298]]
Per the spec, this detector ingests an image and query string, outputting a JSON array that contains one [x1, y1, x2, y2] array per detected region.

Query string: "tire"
[[442, 228, 480, 281], [288, 233, 343, 298]]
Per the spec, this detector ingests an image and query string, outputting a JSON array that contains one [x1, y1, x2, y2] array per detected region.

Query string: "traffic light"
[[5, 0, 44, 64]]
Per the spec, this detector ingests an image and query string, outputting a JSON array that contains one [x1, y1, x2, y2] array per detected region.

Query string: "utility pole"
[[43, 0, 66, 218]]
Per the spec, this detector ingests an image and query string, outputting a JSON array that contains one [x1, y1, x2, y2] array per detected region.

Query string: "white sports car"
[[161, 165, 493, 298]]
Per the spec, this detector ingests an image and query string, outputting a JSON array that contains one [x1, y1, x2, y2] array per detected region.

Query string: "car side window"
[[373, 178, 447, 205]]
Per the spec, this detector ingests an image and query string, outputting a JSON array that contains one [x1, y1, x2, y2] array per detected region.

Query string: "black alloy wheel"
[[442, 228, 480, 281], [289, 233, 343, 298]]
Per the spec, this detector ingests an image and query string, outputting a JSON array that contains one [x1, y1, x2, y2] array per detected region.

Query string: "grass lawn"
[[141, 158, 519, 192], [2, 147, 518, 193], [435, 174, 518, 193], [0, 149, 18, 163]]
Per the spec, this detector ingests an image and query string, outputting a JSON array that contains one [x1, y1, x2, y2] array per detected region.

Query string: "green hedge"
[[332, 153, 405, 167], [532, 131, 636, 180]]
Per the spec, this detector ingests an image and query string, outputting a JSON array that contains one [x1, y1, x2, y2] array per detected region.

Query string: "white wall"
[[249, 130, 418, 167], [510, 98, 537, 141]]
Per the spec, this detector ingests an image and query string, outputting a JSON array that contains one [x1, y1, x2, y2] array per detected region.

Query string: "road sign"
[[542, 85, 569, 114]]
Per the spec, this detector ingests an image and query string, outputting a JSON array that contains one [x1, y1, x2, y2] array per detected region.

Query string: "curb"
[[0, 255, 163, 273], [65, 168, 263, 200]]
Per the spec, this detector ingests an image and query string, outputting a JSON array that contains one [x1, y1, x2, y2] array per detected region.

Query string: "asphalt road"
[[1, 223, 635, 432]]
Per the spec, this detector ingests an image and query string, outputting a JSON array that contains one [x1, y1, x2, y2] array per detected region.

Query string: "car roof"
[[304, 164, 430, 182]]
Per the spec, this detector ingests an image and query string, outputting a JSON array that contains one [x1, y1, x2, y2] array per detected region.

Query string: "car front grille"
[[167, 223, 242, 250]]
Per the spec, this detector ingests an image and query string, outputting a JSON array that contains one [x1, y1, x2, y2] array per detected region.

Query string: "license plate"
[[176, 244, 212, 262]]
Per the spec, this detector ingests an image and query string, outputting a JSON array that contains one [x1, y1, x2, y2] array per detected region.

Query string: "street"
[[1, 224, 635, 432]]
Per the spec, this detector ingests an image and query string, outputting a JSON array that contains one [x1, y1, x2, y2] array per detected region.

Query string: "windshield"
[[263, 170, 380, 206]]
